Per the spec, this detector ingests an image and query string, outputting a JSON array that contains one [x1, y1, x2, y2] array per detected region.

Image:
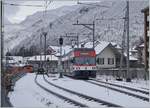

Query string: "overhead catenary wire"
[[77, 0, 110, 8], [3, 2, 44, 7], [39, 0, 53, 74]]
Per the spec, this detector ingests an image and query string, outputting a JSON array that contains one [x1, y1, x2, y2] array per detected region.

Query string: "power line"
[[73, 20, 95, 48], [77, 1, 110, 8], [96, 17, 125, 21], [3, 2, 44, 7]]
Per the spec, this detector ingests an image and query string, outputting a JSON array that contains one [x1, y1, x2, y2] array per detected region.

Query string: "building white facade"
[[96, 45, 116, 69], [84, 41, 117, 69]]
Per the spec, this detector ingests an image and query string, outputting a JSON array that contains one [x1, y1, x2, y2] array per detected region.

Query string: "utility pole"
[[1, 0, 4, 74], [73, 20, 95, 48], [1, 0, 5, 106], [92, 21, 95, 48], [40, 34, 42, 69], [43, 32, 47, 74], [77, 33, 79, 48], [118, 17, 126, 81], [1, 1, 12, 107], [126, 1, 131, 82]]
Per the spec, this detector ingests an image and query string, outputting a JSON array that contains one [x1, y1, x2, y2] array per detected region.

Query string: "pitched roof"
[[124, 53, 138, 61], [49, 45, 73, 56], [84, 41, 110, 55], [48, 41, 120, 56], [141, 6, 149, 13]]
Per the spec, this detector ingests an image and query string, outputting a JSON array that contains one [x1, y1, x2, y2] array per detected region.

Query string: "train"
[[62, 48, 97, 79]]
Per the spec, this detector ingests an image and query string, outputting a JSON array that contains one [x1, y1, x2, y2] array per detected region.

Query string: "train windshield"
[[75, 57, 95, 65]]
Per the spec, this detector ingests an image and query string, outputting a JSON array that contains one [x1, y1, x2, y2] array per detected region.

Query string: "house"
[[84, 41, 122, 69], [27, 55, 58, 73], [141, 6, 149, 73], [124, 52, 138, 68], [130, 49, 138, 58], [134, 43, 145, 64], [5, 56, 24, 65]]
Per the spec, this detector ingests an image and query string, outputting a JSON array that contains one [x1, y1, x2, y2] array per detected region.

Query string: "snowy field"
[[96, 75, 149, 91], [8, 73, 150, 107]]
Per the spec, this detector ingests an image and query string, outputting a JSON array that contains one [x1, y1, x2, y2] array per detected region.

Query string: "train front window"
[[75, 57, 95, 65]]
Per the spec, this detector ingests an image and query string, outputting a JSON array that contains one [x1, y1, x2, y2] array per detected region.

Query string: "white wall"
[[96, 47, 116, 69]]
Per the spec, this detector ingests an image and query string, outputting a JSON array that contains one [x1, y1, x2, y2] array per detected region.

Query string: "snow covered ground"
[[8, 73, 150, 107], [96, 75, 149, 91], [8, 74, 74, 108]]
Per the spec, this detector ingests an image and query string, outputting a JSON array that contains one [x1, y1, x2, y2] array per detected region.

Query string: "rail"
[[43, 75, 122, 107], [86, 80, 149, 102], [34, 75, 87, 107], [90, 79, 149, 95]]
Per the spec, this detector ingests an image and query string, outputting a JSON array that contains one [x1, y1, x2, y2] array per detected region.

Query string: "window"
[[75, 57, 95, 65], [108, 58, 114, 65], [97, 58, 104, 65]]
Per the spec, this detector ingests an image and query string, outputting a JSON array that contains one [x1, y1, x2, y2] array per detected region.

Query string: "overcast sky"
[[4, 0, 79, 24]]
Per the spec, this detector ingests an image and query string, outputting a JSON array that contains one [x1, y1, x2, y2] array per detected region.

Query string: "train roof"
[[73, 48, 95, 51]]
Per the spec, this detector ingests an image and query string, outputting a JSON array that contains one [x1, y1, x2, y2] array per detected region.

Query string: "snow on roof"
[[130, 49, 138, 52], [110, 42, 117, 46], [49, 45, 73, 56], [28, 55, 58, 61], [95, 42, 110, 54], [124, 53, 138, 61], [8, 60, 16, 64], [62, 45, 73, 55], [6, 56, 24, 64], [129, 56, 138, 61], [84, 41, 110, 54], [49, 41, 117, 56], [110, 42, 122, 49], [8, 56, 23, 61], [139, 43, 144, 47]]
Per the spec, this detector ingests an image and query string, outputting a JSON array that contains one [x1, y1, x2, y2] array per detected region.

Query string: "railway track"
[[43, 75, 122, 107], [90, 79, 149, 95], [34, 75, 88, 107], [85, 80, 149, 102]]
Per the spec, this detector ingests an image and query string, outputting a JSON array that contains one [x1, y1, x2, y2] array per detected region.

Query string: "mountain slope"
[[4, 5, 79, 53], [4, 1, 148, 54]]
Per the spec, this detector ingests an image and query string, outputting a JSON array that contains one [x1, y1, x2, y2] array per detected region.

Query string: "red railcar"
[[62, 48, 97, 79]]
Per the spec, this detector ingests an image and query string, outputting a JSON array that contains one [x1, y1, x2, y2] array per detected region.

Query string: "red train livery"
[[62, 48, 97, 79]]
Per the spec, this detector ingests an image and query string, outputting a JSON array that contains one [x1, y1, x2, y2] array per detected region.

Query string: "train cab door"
[[70, 57, 75, 72]]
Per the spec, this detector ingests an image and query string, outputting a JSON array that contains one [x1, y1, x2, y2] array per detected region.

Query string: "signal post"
[[59, 37, 63, 78]]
